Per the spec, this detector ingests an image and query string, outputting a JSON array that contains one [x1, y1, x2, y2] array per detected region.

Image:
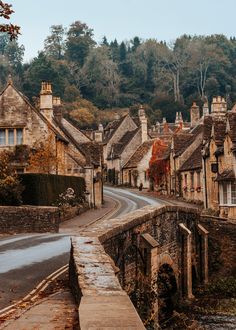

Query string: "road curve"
[[0, 187, 166, 310]]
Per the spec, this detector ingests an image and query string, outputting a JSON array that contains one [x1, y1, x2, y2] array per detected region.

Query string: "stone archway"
[[157, 263, 178, 323]]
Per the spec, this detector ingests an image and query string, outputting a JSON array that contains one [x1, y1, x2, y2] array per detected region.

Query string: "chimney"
[[211, 96, 227, 117], [40, 82, 53, 121], [190, 102, 200, 127], [139, 105, 148, 143], [175, 112, 179, 125], [53, 98, 63, 123], [203, 101, 209, 116], [156, 121, 161, 134], [178, 112, 183, 128], [114, 112, 120, 120]]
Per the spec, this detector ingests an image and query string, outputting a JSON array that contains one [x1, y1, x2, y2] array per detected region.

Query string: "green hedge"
[[19, 174, 85, 206]]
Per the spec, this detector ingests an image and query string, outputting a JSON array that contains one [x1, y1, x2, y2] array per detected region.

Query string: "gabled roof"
[[172, 124, 203, 157], [103, 115, 127, 143], [107, 128, 139, 159], [179, 145, 202, 172], [123, 139, 155, 168], [227, 111, 236, 143], [55, 118, 102, 166], [0, 82, 68, 144]]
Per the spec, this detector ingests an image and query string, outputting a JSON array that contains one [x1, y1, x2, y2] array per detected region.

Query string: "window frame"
[[0, 128, 24, 146]]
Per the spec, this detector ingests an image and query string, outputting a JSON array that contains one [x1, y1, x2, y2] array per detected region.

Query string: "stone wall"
[[0, 206, 60, 233], [200, 216, 236, 278], [69, 205, 202, 329]]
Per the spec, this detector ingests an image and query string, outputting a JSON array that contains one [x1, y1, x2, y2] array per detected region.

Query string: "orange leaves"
[[0, 1, 20, 40], [148, 139, 169, 186]]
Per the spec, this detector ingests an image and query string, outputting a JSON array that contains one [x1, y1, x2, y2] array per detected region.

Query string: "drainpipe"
[[203, 157, 208, 209]]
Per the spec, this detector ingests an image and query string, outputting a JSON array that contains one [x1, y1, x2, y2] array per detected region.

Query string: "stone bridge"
[[70, 205, 209, 329]]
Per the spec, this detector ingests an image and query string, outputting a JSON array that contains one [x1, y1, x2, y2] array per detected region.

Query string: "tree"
[[187, 37, 229, 100], [0, 1, 20, 39], [44, 25, 66, 60], [65, 21, 95, 66], [81, 46, 120, 107]]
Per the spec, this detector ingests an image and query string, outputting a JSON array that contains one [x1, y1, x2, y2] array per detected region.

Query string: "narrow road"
[[0, 187, 165, 310]]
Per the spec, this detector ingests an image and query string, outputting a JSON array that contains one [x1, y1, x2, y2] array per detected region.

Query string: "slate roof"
[[56, 119, 102, 166], [107, 128, 139, 159], [173, 124, 203, 157], [124, 140, 155, 168], [103, 115, 127, 143], [179, 145, 202, 172]]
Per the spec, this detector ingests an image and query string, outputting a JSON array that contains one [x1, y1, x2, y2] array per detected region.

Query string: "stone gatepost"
[[197, 224, 209, 285], [179, 223, 194, 299], [140, 233, 159, 327]]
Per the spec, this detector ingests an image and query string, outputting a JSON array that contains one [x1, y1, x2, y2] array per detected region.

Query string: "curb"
[[82, 196, 121, 228], [0, 264, 68, 321]]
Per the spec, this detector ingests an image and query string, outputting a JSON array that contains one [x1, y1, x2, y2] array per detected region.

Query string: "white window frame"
[[0, 128, 24, 146], [220, 181, 236, 206]]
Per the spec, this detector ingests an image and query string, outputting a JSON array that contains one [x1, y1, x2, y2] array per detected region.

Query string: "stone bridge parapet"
[[70, 205, 208, 329]]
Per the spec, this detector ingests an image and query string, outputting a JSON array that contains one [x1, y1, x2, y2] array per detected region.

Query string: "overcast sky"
[[7, 0, 236, 62]]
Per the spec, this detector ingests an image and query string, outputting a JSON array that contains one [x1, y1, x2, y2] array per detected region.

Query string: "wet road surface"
[[0, 186, 164, 309]]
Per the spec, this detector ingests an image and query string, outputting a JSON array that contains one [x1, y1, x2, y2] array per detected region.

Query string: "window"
[[220, 182, 236, 205], [16, 129, 23, 144], [0, 128, 23, 146], [231, 183, 236, 204], [222, 183, 228, 204], [190, 172, 194, 189], [0, 129, 6, 145], [197, 172, 201, 187], [8, 129, 14, 145], [184, 174, 187, 186]]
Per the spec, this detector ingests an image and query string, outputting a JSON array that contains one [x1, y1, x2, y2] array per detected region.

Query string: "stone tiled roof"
[[216, 169, 235, 181], [179, 145, 202, 172], [214, 119, 227, 147], [108, 128, 139, 159], [103, 116, 127, 143], [123, 140, 155, 168], [173, 124, 203, 157], [203, 116, 213, 141], [79, 142, 103, 166]]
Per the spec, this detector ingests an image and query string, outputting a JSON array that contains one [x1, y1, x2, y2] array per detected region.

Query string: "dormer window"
[[0, 128, 24, 146]]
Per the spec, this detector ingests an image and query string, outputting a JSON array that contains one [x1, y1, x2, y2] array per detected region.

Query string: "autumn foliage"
[[0, 1, 20, 39], [148, 139, 170, 187]]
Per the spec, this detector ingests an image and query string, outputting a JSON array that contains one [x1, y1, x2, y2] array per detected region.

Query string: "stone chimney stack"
[[175, 112, 179, 125], [156, 121, 161, 134], [211, 96, 227, 117], [203, 101, 209, 116], [178, 112, 183, 128], [94, 123, 104, 143], [53, 97, 63, 123], [114, 112, 120, 120], [190, 102, 200, 127], [139, 105, 148, 143], [40, 82, 53, 121]]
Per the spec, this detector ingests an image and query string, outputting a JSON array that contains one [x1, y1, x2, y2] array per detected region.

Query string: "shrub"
[[20, 173, 85, 206]]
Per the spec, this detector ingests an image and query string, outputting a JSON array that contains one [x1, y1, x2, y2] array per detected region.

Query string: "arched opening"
[[158, 264, 178, 323]]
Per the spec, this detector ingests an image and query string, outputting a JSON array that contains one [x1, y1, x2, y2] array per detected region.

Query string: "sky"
[[5, 0, 236, 62]]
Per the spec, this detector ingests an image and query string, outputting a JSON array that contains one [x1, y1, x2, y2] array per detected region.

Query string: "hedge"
[[19, 173, 85, 206]]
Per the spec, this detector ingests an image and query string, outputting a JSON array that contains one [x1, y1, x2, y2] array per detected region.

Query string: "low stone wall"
[[0, 206, 60, 234], [200, 216, 236, 278], [70, 205, 200, 329]]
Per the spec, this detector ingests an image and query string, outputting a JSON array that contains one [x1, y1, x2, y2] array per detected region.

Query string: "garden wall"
[[0, 206, 60, 234]]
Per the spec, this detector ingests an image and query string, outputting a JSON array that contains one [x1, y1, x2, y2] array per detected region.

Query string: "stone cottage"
[[0, 78, 103, 207]]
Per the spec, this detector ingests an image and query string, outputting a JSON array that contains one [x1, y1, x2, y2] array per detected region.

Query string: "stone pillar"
[[179, 223, 194, 299], [140, 233, 159, 325], [197, 224, 209, 285]]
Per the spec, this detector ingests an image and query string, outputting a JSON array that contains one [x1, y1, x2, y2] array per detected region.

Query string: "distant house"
[[122, 139, 155, 188], [103, 106, 149, 185], [0, 78, 103, 207], [202, 97, 236, 218]]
